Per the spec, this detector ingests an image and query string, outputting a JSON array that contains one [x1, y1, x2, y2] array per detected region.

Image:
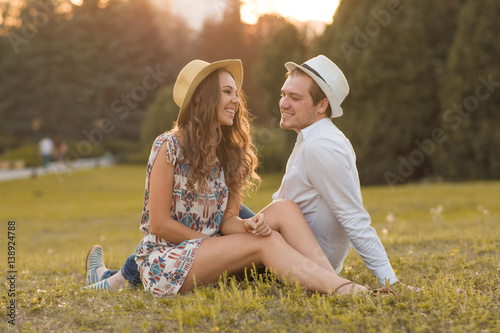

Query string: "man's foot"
[[84, 245, 107, 286]]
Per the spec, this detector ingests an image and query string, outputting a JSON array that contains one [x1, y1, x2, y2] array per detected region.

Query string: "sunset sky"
[[240, 0, 340, 24], [67, 0, 340, 29], [152, 0, 340, 29]]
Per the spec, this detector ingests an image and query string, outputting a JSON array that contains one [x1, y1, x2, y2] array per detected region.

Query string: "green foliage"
[[61, 140, 107, 160], [199, 0, 245, 62], [0, 144, 40, 166], [314, 0, 467, 184], [139, 84, 178, 150], [0, 0, 188, 142], [250, 20, 306, 165], [0, 133, 17, 154], [0, 0, 498, 185], [0, 141, 105, 166], [102, 139, 140, 163], [116, 84, 179, 165], [254, 125, 294, 173], [124, 149, 151, 165], [254, 19, 307, 118], [0, 167, 498, 332], [436, 0, 500, 180]]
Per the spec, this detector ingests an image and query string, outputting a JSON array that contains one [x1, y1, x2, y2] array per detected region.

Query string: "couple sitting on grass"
[[84, 55, 398, 296]]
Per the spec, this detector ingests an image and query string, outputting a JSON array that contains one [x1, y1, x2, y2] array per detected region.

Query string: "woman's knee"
[[254, 231, 290, 263], [258, 231, 286, 250]]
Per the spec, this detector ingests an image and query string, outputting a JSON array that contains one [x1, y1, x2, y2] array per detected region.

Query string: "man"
[[274, 55, 397, 286], [39, 136, 54, 168], [85, 55, 397, 290]]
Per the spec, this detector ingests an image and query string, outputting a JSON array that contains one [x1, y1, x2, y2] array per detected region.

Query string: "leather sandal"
[[334, 281, 356, 294]]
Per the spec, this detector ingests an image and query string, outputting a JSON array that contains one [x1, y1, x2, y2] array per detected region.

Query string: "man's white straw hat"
[[174, 59, 243, 123], [285, 55, 349, 118]]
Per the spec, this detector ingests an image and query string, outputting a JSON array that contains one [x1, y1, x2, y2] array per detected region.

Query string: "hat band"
[[301, 63, 328, 85]]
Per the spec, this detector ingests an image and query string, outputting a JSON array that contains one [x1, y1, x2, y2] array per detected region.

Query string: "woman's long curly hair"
[[172, 68, 260, 202]]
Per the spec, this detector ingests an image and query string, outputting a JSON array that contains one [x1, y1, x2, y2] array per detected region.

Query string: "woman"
[[86, 59, 367, 296]]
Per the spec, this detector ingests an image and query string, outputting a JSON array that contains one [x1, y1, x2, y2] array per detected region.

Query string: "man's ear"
[[317, 98, 329, 114]]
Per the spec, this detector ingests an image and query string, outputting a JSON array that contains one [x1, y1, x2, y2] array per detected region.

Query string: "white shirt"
[[39, 137, 54, 155], [272, 118, 397, 285]]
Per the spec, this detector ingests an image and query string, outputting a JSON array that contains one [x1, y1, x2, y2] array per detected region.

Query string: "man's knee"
[[273, 199, 301, 213]]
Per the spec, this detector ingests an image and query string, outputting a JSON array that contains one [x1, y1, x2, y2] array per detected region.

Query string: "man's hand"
[[371, 285, 397, 296], [372, 281, 422, 296], [243, 214, 272, 236]]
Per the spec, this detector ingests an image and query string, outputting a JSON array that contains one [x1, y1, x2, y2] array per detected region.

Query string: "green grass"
[[0, 166, 498, 332]]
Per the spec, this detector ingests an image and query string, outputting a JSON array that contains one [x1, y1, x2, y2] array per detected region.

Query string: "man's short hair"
[[287, 68, 332, 117]]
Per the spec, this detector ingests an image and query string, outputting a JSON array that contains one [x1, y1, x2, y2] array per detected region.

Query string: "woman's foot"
[[84, 271, 128, 290], [84, 245, 108, 286], [85, 279, 113, 290], [334, 281, 368, 295]]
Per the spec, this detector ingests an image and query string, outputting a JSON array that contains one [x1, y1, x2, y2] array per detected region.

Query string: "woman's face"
[[216, 70, 240, 126]]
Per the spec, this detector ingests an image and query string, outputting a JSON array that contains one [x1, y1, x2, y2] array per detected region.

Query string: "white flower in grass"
[[386, 212, 394, 223], [430, 205, 444, 216], [430, 204, 444, 222]]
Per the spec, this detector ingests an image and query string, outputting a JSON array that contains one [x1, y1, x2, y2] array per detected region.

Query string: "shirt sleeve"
[[304, 137, 397, 285]]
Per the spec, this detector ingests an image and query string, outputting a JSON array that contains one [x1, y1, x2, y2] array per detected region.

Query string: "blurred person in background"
[[53, 135, 68, 165], [39, 136, 54, 168]]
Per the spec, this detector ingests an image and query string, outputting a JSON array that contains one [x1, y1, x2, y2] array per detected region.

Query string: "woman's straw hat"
[[173, 59, 243, 123]]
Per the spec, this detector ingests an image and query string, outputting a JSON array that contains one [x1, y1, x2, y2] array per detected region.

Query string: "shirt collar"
[[299, 118, 331, 141]]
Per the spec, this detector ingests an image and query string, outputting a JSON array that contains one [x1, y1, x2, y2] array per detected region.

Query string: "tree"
[[139, 84, 178, 151], [198, 0, 245, 62], [436, 0, 500, 180], [314, 0, 465, 184], [0, 0, 177, 150], [252, 18, 307, 172], [254, 18, 307, 119]]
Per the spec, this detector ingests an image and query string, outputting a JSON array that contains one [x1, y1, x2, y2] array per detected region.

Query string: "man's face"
[[279, 74, 326, 133]]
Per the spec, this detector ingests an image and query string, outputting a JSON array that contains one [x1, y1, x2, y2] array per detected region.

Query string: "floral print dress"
[[135, 133, 228, 296]]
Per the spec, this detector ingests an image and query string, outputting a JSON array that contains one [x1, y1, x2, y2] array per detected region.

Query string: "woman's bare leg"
[[259, 199, 335, 274], [179, 231, 366, 295]]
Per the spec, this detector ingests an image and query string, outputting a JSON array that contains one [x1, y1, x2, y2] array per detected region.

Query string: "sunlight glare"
[[241, 0, 340, 24]]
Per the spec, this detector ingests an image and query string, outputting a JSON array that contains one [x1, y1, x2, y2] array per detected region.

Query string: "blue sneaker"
[[85, 245, 104, 286], [84, 279, 113, 290]]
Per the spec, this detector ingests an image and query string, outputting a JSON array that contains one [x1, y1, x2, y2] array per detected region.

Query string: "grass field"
[[0, 165, 498, 332]]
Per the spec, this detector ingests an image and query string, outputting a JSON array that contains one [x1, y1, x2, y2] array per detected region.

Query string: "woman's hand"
[[243, 214, 272, 236]]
